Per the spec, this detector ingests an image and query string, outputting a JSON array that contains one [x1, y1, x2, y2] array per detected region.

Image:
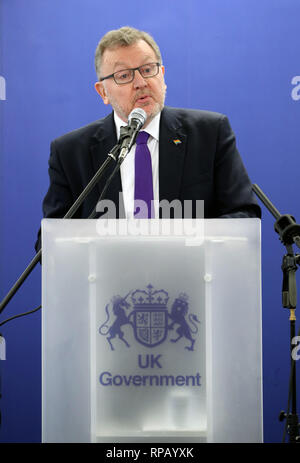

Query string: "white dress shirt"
[[114, 111, 160, 218]]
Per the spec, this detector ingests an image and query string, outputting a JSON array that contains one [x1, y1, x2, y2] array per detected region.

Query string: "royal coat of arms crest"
[[99, 284, 200, 351]]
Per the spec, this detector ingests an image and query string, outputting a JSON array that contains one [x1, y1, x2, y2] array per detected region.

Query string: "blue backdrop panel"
[[0, 0, 299, 443]]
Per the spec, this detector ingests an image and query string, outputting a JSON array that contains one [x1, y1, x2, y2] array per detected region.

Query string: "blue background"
[[0, 0, 299, 443]]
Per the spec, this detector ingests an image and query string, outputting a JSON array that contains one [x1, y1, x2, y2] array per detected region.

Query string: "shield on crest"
[[133, 308, 167, 347], [131, 285, 169, 348]]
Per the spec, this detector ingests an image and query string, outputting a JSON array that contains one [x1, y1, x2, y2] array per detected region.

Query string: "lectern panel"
[[42, 219, 262, 443]]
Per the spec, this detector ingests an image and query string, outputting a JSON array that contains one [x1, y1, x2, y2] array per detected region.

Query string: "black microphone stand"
[[0, 119, 140, 314], [252, 184, 300, 443]]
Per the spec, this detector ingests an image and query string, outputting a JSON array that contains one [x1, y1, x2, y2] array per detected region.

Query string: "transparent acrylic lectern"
[[42, 218, 263, 443]]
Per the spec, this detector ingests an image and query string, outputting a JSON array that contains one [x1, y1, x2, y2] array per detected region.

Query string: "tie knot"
[[136, 131, 149, 145]]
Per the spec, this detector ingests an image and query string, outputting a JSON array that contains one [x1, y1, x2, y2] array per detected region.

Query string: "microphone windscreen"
[[128, 108, 147, 126]]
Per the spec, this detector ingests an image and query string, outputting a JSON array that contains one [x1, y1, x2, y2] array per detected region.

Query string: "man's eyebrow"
[[113, 56, 154, 71]]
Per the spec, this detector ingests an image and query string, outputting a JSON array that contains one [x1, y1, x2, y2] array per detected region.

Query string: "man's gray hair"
[[95, 26, 162, 80]]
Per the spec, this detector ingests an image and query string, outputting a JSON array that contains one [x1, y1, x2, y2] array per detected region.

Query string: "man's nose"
[[133, 70, 147, 88]]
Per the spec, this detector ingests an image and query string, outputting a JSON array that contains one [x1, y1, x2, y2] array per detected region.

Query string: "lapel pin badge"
[[173, 139, 182, 145]]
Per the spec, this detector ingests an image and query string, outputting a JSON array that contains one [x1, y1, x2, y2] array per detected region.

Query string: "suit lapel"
[[158, 107, 187, 203]]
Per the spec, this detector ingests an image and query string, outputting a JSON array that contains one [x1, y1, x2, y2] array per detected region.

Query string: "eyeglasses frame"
[[99, 62, 161, 85]]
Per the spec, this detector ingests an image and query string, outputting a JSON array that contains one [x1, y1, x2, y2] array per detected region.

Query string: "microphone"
[[118, 108, 147, 164]]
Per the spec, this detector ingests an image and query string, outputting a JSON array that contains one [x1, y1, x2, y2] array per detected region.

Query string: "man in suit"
[[35, 26, 260, 250]]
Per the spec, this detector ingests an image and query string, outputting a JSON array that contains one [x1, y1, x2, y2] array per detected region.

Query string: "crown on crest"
[[131, 284, 169, 310]]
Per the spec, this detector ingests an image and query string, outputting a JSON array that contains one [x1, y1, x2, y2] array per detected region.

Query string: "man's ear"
[[94, 81, 110, 105]]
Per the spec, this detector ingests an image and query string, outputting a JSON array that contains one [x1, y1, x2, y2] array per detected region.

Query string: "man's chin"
[[135, 104, 163, 126]]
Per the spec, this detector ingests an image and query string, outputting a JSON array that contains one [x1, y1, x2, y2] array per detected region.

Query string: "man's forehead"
[[102, 40, 157, 69]]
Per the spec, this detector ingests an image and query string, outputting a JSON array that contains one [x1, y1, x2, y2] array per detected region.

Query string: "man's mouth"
[[135, 94, 151, 104]]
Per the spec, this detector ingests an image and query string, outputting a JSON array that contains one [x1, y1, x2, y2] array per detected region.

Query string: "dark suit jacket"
[[35, 106, 260, 250]]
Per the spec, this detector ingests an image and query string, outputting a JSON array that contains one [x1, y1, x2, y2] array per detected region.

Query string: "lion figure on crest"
[[168, 293, 200, 351]]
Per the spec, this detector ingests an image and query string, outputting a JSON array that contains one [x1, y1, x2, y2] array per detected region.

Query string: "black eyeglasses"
[[99, 62, 161, 85]]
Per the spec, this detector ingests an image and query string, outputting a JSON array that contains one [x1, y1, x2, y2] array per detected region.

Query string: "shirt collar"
[[114, 111, 161, 142]]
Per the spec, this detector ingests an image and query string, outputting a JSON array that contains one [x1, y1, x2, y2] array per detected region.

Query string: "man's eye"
[[117, 71, 130, 80], [142, 66, 152, 74]]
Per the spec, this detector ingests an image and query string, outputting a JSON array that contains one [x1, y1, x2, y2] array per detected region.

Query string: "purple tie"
[[134, 131, 154, 218]]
